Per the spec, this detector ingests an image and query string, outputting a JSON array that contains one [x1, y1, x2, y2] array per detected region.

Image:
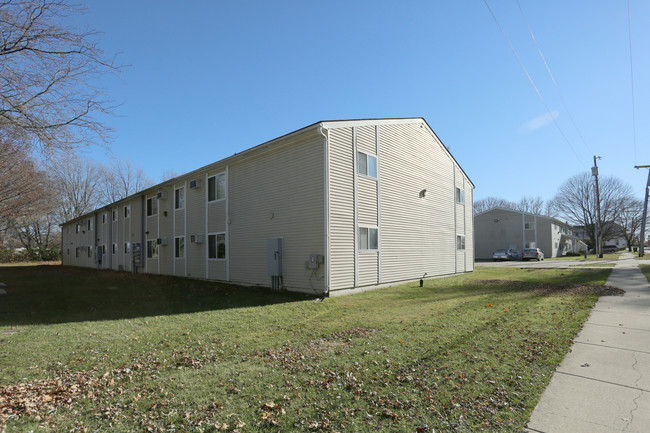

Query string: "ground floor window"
[[124, 242, 131, 254], [208, 233, 226, 259], [175, 236, 185, 258], [456, 235, 465, 250], [88, 246, 93, 258], [147, 240, 158, 258], [358, 226, 379, 251], [112, 243, 117, 254]]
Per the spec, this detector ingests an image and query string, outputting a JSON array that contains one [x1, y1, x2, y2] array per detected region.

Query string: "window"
[[112, 243, 117, 254], [175, 186, 185, 209], [146, 197, 158, 216], [175, 236, 185, 258], [357, 152, 378, 178], [75, 223, 80, 233], [359, 227, 379, 251], [208, 173, 226, 202], [102, 213, 106, 224], [124, 242, 131, 254], [88, 246, 93, 258], [147, 240, 158, 258], [75, 247, 79, 258], [67, 249, 70, 256], [456, 235, 466, 250], [102, 245, 106, 254], [112, 209, 117, 221], [124, 205, 130, 219], [524, 222, 535, 230], [208, 233, 226, 259], [455, 187, 465, 204], [87, 219, 92, 231], [525, 242, 536, 249]]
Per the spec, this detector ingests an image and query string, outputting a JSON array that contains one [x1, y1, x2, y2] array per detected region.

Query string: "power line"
[[482, 0, 586, 169], [515, 0, 593, 156], [627, 0, 638, 165]]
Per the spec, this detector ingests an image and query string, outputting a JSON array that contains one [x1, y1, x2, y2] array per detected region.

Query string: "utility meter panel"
[[267, 237, 283, 276]]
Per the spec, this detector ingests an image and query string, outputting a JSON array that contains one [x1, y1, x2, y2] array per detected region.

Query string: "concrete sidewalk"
[[525, 252, 650, 433]]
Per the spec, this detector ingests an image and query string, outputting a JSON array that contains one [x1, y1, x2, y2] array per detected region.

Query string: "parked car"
[[602, 245, 618, 253], [522, 248, 544, 261], [492, 249, 520, 261]]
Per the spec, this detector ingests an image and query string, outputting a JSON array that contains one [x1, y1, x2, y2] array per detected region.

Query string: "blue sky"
[[74, 1, 650, 203]]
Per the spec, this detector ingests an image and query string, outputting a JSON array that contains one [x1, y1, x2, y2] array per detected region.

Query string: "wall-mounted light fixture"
[[419, 189, 427, 198]]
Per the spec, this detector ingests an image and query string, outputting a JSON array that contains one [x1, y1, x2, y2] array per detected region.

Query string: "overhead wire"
[[482, 0, 587, 169], [627, 0, 638, 165], [515, 0, 593, 156]]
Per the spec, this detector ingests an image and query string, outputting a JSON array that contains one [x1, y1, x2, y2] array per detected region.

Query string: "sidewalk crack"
[[622, 352, 642, 432]]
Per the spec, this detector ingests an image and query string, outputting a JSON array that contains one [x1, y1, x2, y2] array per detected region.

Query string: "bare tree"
[[46, 153, 100, 223], [514, 196, 547, 215], [97, 158, 153, 204], [550, 172, 634, 249], [0, 0, 119, 153], [0, 137, 46, 231], [473, 196, 514, 215], [617, 198, 644, 252], [160, 169, 180, 182]]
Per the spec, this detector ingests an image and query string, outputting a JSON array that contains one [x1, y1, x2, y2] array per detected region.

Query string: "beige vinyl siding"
[[207, 177, 227, 281], [358, 253, 378, 286], [455, 167, 466, 272], [228, 130, 325, 291], [356, 125, 376, 154], [328, 128, 355, 291], [464, 187, 474, 270], [174, 183, 186, 276], [378, 122, 456, 282], [357, 177, 378, 226], [185, 175, 206, 279], [157, 188, 173, 275], [145, 197, 159, 273]]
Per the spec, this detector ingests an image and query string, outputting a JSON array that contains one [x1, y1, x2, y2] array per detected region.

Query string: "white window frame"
[[524, 222, 534, 230], [75, 223, 80, 233], [525, 242, 536, 249], [175, 186, 185, 210], [147, 239, 159, 258], [112, 209, 117, 221], [124, 242, 131, 254], [124, 205, 130, 219], [175, 236, 185, 258], [207, 173, 226, 202], [358, 226, 379, 252], [455, 187, 465, 204], [146, 197, 158, 217], [456, 235, 466, 250], [357, 151, 378, 179], [208, 232, 227, 260]]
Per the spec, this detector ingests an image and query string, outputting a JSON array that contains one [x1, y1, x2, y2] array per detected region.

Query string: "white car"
[[522, 248, 544, 261]]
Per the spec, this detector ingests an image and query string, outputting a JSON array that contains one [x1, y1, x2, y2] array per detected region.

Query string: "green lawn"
[[0, 264, 618, 432]]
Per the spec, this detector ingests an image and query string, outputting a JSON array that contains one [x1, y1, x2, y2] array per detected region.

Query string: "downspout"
[[140, 195, 145, 273], [319, 125, 330, 296]]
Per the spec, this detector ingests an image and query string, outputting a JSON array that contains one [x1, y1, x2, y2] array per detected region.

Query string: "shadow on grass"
[[0, 265, 317, 326]]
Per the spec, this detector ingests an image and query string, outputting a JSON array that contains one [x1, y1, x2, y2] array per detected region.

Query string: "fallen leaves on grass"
[[475, 280, 624, 296]]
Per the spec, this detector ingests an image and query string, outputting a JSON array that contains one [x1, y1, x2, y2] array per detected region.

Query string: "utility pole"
[[635, 165, 650, 257], [592, 156, 603, 258]]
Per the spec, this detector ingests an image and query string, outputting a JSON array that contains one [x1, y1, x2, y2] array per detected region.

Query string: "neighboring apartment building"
[[573, 224, 628, 251], [61, 118, 474, 296], [474, 208, 586, 259]]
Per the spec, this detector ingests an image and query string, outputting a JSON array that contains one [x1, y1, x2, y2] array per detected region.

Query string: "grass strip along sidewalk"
[[0, 265, 620, 432]]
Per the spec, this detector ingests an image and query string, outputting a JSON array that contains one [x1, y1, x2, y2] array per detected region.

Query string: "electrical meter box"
[[267, 238, 283, 276]]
